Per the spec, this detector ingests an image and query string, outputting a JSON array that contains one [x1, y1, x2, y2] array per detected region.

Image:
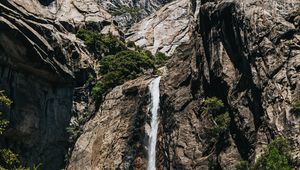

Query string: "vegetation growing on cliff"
[[235, 161, 249, 170], [201, 97, 231, 169], [291, 98, 300, 115], [76, 28, 168, 100], [110, 6, 141, 17], [92, 50, 155, 97], [211, 111, 230, 137], [76, 29, 127, 56], [0, 91, 11, 135], [0, 91, 31, 170], [253, 137, 291, 170], [235, 137, 292, 170], [202, 97, 230, 138], [202, 97, 224, 114], [154, 52, 168, 67]]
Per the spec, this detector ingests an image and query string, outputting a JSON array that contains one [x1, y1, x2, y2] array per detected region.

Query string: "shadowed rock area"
[[0, 0, 117, 169]]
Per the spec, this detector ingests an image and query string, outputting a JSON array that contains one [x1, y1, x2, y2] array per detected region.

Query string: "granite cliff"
[[0, 0, 300, 169]]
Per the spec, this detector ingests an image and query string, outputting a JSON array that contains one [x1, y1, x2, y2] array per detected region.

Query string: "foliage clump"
[[0, 91, 11, 135], [202, 97, 224, 114], [0, 91, 12, 106], [252, 137, 291, 170], [110, 6, 141, 19], [212, 112, 230, 137], [126, 41, 136, 48], [202, 97, 230, 139], [92, 51, 155, 97], [154, 52, 168, 67], [0, 149, 21, 169], [76, 29, 126, 56], [235, 161, 249, 170], [235, 137, 292, 170], [201, 97, 229, 170], [290, 98, 300, 115]]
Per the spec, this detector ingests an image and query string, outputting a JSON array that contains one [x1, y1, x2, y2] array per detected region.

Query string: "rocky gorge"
[[0, 0, 300, 169]]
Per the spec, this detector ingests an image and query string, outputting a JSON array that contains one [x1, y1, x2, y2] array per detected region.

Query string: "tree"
[[0, 90, 30, 170], [0, 90, 12, 135], [92, 50, 155, 98], [202, 97, 224, 114], [252, 137, 291, 170]]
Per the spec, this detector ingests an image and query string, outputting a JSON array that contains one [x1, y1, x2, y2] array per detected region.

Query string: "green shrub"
[[235, 161, 249, 170], [0, 113, 8, 135], [99, 51, 154, 75], [0, 92, 15, 169], [291, 99, 300, 115], [140, 50, 154, 60], [99, 33, 127, 55], [237, 138, 292, 170], [76, 28, 100, 51], [110, 6, 141, 17], [92, 51, 155, 97], [212, 112, 230, 137], [202, 97, 230, 139], [154, 52, 168, 66], [92, 81, 105, 97], [0, 91, 11, 135], [126, 41, 136, 48], [252, 137, 291, 170], [0, 91, 12, 106], [202, 97, 224, 114], [76, 29, 126, 56], [0, 149, 20, 169]]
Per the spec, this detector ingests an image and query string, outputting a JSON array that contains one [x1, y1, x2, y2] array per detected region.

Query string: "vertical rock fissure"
[[147, 76, 161, 170]]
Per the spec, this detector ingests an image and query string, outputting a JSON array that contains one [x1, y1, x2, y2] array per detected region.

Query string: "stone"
[[126, 0, 197, 56], [67, 76, 153, 170]]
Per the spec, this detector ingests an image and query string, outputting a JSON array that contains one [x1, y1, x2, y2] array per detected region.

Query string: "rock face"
[[98, 0, 173, 30], [126, 0, 300, 169], [68, 76, 154, 170], [0, 0, 116, 169], [1, 0, 300, 169], [158, 0, 300, 169], [10, 0, 119, 34], [126, 0, 196, 56]]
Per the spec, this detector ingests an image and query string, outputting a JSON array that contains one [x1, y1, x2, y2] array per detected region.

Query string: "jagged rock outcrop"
[[98, 0, 173, 30], [1, 0, 300, 169], [10, 0, 119, 34], [68, 76, 154, 170], [158, 0, 300, 169], [126, 0, 196, 56], [0, 0, 117, 169]]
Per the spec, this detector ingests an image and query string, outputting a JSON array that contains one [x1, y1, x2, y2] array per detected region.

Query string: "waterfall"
[[147, 76, 161, 170]]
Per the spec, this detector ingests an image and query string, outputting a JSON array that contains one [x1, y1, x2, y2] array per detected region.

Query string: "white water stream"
[[147, 76, 161, 170]]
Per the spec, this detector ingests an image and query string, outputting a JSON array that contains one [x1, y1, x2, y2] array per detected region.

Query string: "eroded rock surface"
[[68, 76, 154, 170], [0, 0, 116, 169], [126, 0, 196, 56], [157, 0, 300, 169], [98, 0, 173, 29], [1, 0, 300, 169]]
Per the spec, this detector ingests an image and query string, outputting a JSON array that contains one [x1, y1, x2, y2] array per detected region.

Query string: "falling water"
[[147, 76, 161, 170]]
